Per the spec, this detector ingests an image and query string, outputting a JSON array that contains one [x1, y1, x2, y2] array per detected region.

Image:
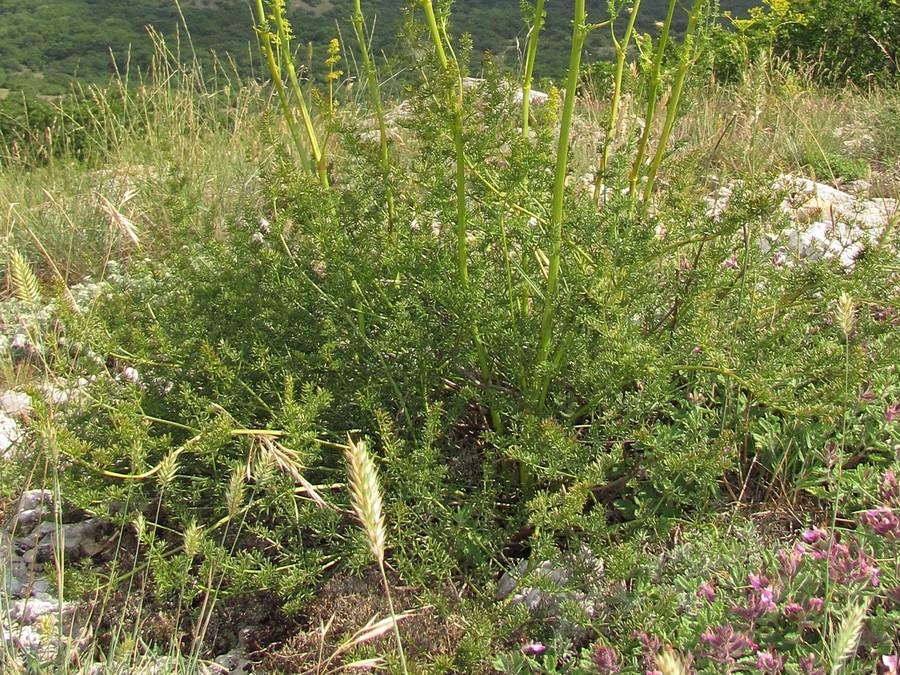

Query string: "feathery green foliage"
[[2, 1, 900, 672]]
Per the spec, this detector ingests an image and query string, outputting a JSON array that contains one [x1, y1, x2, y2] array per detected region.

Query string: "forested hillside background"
[[0, 0, 757, 95]]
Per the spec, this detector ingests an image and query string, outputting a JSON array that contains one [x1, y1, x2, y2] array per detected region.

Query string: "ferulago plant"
[[533, 0, 607, 408], [640, 0, 714, 205], [627, 0, 678, 199], [254, 0, 328, 188], [351, 0, 395, 228], [592, 0, 643, 204], [520, 0, 547, 139], [415, 0, 500, 431], [627, 0, 713, 205]]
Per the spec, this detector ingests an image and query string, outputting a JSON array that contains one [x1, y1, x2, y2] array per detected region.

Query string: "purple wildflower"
[[861, 506, 900, 537], [827, 542, 880, 587], [783, 601, 803, 620], [881, 655, 899, 675], [592, 645, 621, 674], [887, 403, 900, 423], [748, 572, 770, 590], [757, 649, 786, 673], [696, 581, 716, 602], [699, 624, 757, 665], [635, 631, 663, 670], [731, 587, 777, 622], [522, 641, 546, 656], [805, 597, 824, 614], [882, 470, 899, 505], [799, 654, 825, 675], [777, 546, 803, 581], [802, 526, 829, 544], [721, 254, 741, 270]]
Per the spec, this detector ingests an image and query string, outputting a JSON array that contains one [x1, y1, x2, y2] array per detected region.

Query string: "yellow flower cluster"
[[325, 38, 343, 83]]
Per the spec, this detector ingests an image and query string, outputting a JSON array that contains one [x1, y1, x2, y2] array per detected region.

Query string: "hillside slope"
[[0, 0, 757, 93]]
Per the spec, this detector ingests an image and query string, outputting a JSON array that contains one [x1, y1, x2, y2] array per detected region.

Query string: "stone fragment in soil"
[[701, 173, 898, 269], [0, 411, 24, 457], [0, 391, 32, 419], [1, 486, 112, 664]]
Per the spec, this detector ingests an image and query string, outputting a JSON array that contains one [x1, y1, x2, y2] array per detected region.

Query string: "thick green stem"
[[351, 0, 395, 229], [419, 0, 450, 69], [534, 0, 589, 408], [628, 0, 677, 200], [253, 0, 311, 173], [521, 0, 546, 139], [642, 0, 702, 204], [592, 0, 642, 204], [452, 117, 468, 287], [270, 1, 329, 189], [419, 0, 501, 431], [419, 1, 466, 284]]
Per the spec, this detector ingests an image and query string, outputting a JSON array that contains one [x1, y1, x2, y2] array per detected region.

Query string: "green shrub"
[[775, 0, 899, 84], [706, 0, 899, 85], [5, 1, 900, 671]]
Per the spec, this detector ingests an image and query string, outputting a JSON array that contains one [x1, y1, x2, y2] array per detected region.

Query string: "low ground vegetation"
[[1, 0, 899, 673]]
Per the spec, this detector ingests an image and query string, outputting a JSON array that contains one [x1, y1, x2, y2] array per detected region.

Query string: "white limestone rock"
[[707, 173, 898, 269], [0, 412, 23, 457], [0, 391, 32, 419]]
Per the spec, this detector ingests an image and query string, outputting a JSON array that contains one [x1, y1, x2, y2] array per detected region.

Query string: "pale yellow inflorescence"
[[345, 436, 386, 564]]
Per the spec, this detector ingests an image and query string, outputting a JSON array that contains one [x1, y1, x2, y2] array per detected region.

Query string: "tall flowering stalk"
[[324, 38, 342, 119], [521, 0, 546, 139], [417, 0, 466, 286], [627, 0, 677, 200], [255, 0, 329, 189], [418, 0, 500, 431], [344, 436, 408, 673], [351, 0, 395, 228], [253, 0, 310, 174], [628, 0, 712, 206], [592, 0, 643, 204], [533, 0, 606, 407], [641, 0, 708, 204]]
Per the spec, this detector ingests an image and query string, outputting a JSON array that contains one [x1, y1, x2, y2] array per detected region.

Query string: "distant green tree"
[[707, 0, 898, 84], [776, 0, 898, 83]]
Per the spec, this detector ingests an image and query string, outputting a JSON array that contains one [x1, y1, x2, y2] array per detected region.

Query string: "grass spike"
[[655, 647, 686, 675], [344, 435, 407, 673], [829, 600, 868, 674], [9, 248, 42, 308], [345, 435, 385, 562]]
